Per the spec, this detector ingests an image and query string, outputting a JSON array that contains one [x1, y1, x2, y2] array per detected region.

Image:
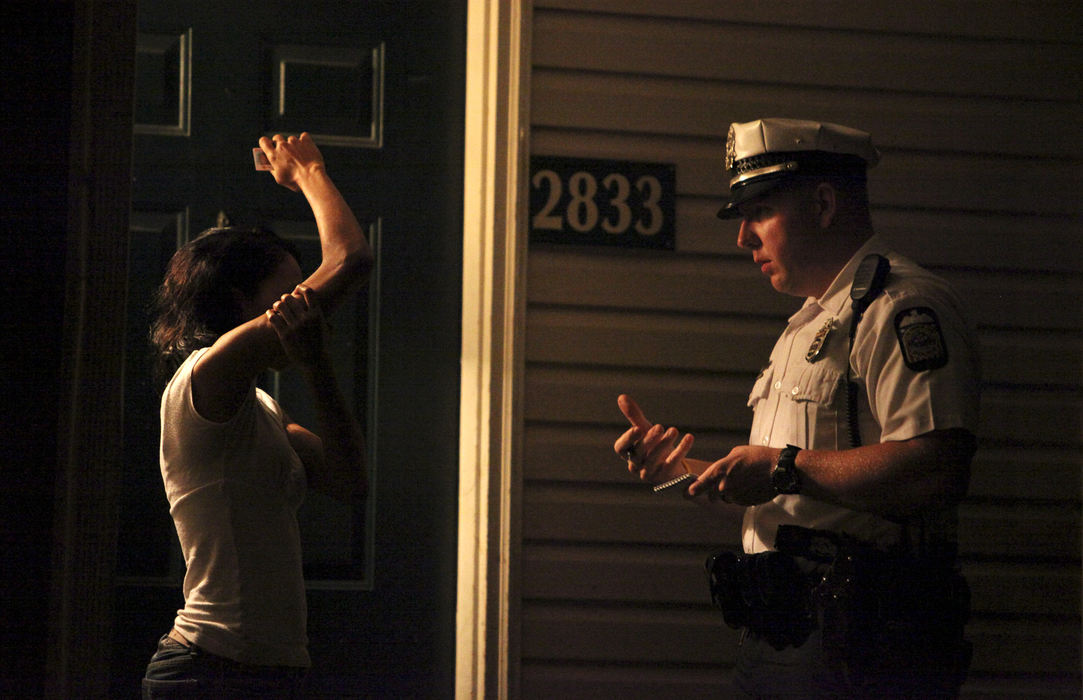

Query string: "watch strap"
[[772, 444, 803, 494]]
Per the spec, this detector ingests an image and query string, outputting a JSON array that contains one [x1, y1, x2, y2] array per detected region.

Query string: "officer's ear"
[[812, 182, 837, 229]]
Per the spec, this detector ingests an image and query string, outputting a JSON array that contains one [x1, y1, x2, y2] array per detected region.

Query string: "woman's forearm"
[[296, 166, 374, 311], [302, 355, 367, 499]]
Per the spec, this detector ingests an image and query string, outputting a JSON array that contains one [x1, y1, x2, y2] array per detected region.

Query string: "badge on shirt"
[[895, 306, 948, 371], [805, 318, 837, 363]]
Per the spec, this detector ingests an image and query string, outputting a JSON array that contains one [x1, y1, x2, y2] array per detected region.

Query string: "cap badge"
[[806, 318, 837, 362], [894, 307, 948, 371], [725, 125, 737, 172]]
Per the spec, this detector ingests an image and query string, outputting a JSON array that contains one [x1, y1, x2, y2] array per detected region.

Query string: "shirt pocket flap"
[[746, 364, 775, 408], [791, 364, 845, 406]]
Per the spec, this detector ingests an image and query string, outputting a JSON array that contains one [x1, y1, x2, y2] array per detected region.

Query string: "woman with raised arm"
[[141, 133, 372, 699]]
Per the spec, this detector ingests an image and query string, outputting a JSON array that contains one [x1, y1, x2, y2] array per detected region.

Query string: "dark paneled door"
[[116, 2, 463, 697]]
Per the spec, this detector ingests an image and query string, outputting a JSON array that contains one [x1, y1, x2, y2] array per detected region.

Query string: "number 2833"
[[531, 169, 666, 236]]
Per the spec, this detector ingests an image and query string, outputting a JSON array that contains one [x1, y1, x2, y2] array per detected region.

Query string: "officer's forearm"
[[794, 429, 974, 519]]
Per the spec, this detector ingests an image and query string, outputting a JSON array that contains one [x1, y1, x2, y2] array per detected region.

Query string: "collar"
[[788, 234, 891, 324]]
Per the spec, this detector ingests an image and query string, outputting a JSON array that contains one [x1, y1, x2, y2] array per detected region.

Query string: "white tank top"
[[160, 347, 310, 667]]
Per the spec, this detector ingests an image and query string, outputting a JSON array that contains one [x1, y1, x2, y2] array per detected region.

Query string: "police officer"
[[615, 118, 980, 697]]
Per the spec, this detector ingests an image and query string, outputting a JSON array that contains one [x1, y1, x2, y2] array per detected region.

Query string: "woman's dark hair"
[[149, 226, 301, 391]]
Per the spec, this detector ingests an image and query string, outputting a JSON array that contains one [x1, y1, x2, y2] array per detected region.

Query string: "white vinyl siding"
[[521, 1, 1082, 697]]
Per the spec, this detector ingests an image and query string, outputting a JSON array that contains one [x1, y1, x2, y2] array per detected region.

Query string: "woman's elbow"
[[342, 246, 374, 281]]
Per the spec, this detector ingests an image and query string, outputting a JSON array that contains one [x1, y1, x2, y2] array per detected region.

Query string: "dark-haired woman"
[[141, 133, 371, 699]]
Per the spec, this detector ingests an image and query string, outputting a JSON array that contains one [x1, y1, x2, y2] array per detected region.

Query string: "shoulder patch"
[[894, 306, 948, 371]]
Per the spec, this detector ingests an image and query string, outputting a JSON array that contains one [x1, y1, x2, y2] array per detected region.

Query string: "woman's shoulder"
[[189, 317, 282, 422], [163, 346, 259, 426], [162, 347, 210, 397]]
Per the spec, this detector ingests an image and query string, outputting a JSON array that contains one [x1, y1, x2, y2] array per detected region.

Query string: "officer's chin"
[[768, 275, 789, 295]]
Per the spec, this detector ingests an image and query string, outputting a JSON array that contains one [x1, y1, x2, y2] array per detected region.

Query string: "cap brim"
[[716, 175, 791, 219]]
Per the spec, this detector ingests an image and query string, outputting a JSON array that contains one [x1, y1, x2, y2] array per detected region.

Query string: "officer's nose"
[[737, 219, 758, 250]]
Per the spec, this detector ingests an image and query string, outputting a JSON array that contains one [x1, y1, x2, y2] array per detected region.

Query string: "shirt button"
[[773, 381, 782, 390], [791, 385, 800, 395], [761, 436, 770, 445]]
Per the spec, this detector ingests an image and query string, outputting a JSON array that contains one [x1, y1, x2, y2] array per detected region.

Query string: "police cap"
[[717, 118, 880, 219]]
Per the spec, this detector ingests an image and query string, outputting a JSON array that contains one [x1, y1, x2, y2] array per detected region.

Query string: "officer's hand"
[[688, 445, 779, 504], [614, 394, 694, 485]]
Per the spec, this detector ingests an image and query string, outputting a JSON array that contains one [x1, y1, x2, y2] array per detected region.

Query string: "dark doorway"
[[114, 2, 464, 697]]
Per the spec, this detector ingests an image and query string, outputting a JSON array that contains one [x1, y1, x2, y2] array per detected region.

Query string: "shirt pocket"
[[746, 364, 776, 446], [790, 362, 846, 448], [791, 363, 845, 406], [747, 363, 775, 409]]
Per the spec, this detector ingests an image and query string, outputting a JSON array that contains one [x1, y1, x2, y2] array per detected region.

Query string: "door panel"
[[115, 2, 463, 697]]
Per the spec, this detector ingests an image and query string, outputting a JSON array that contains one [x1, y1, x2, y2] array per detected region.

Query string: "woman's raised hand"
[[257, 132, 325, 192]]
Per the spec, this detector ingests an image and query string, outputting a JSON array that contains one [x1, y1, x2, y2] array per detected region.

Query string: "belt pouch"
[[706, 549, 816, 650]]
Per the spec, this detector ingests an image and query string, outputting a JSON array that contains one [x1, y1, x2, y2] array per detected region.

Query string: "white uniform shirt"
[[742, 235, 981, 554], [160, 347, 310, 667]]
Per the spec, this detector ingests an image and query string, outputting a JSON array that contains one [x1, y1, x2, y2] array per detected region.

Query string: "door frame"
[[456, 1, 530, 698], [49, 0, 529, 696], [49, 1, 137, 696]]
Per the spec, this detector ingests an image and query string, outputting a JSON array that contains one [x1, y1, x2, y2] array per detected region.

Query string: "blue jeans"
[[142, 635, 307, 699]]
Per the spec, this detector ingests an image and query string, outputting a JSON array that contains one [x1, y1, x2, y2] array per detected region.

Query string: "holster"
[[707, 524, 972, 685], [704, 548, 816, 651]]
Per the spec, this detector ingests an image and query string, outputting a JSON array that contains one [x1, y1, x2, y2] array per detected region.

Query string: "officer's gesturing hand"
[[614, 394, 694, 485], [688, 445, 780, 504]]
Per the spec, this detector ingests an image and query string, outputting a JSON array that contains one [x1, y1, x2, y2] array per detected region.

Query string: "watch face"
[[772, 464, 801, 494], [772, 445, 802, 495]]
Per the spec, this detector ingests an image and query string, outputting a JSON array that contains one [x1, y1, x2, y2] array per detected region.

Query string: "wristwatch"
[[771, 444, 802, 495]]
